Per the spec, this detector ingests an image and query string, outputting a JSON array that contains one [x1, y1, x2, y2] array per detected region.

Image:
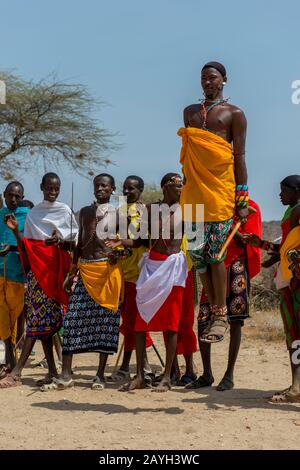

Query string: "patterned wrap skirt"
[[63, 277, 120, 355], [25, 271, 63, 340], [198, 257, 250, 335]]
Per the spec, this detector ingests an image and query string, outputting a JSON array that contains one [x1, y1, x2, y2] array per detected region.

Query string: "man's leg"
[[53, 334, 62, 363], [4, 338, 16, 370], [96, 352, 108, 381], [217, 321, 242, 391], [170, 354, 181, 383], [290, 350, 300, 394], [60, 354, 73, 381], [5, 336, 35, 378], [200, 220, 233, 342], [185, 306, 214, 389], [183, 353, 195, 378], [199, 269, 215, 307], [118, 351, 132, 373], [153, 330, 177, 392], [211, 261, 227, 307], [41, 335, 59, 379], [120, 332, 146, 391]]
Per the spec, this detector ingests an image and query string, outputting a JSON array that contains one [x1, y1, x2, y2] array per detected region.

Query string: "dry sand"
[[1, 311, 300, 451]]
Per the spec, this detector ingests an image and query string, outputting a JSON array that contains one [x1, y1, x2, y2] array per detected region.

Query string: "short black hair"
[[93, 173, 116, 188], [160, 173, 181, 188], [202, 61, 227, 78], [41, 172, 61, 187], [4, 181, 24, 195], [281, 175, 300, 191], [124, 175, 144, 191], [19, 199, 34, 209]]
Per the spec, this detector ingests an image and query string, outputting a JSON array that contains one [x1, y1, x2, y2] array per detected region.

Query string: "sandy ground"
[[1, 312, 300, 451]]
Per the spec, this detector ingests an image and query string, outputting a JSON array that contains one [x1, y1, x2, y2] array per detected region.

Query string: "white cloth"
[[24, 200, 78, 241], [136, 251, 188, 324]]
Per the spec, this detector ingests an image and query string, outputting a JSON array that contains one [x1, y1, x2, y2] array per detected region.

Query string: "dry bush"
[[245, 309, 285, 342]]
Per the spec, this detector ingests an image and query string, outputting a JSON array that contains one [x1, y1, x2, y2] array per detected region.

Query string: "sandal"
[[35, 358, 48, 369], [91, 376, 106, 390], [36, 374, 55, 387], [40, 377, 74, 391], [216, 376, 234, 391], [0, 374, 22, 389], [200, 314, 228, 343], [144, 372, 156, 387], [0, 366, 11, 379], [175, 373, 197, 387], [109, 370, 130, 383], [185, 375, 214, 389]]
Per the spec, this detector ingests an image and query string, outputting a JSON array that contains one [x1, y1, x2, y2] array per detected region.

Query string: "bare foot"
[[270, 390, 300, 403], [0, 374, 22, 389], [152, 378, 171, 393], [118, 376, 146, 392]]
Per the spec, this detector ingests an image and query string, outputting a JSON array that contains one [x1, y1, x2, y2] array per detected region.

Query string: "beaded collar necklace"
[[199, 97, 229, 130]]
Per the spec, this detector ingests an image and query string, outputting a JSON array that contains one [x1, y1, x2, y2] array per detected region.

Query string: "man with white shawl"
[[116, 173, 188, 393], [0, 172, 78, 388]]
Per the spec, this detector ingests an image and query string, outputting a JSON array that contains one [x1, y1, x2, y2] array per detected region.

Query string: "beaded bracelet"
[[236, 184, 249, 208]]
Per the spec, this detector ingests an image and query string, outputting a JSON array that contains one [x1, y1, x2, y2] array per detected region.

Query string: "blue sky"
[[1, 0, 300, 219]]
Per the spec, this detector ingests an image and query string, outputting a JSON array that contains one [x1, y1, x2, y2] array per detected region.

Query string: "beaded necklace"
[[199, 97, 229, 130]]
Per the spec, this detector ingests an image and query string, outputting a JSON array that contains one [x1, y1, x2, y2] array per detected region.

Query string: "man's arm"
[[183, 106, 193, 128], [232, 108, 248, 221], [232, 108, 247, 184]]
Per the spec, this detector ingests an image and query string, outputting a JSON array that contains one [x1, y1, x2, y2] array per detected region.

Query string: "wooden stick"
[[217, 221, 241, 260], [217, 205, 257, 261], [152, 343, 165, 368], [14, 330, 26, 353], [112, 338, 124, 374]]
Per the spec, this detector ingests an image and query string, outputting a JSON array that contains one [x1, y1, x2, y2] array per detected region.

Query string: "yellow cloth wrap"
[[180, 235, 193, 271], [178, 127, 236, 222], [121, 202, 148, 283], [78, 260, 123, 312], [280, 225, 300, 281], [0, 277, 24, 343], [123, 247, 147, 283]]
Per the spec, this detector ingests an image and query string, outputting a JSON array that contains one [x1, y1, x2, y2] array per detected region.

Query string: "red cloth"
[[135, 249, 184, 332], [225, 199, 262, 279], [176, 270, 197, 355], [21, 239, 71, 305], [281, 218, 291, 247], [120, 281, 153, 351]]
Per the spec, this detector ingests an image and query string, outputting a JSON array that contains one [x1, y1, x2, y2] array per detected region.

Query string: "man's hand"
[[4, 213, 18, 231], [236, 206, 249, 224], [45, 229, 60, 246], [0, 244, 10, 257], [105, 239, 122, 249], [242, 233, 262, 247]]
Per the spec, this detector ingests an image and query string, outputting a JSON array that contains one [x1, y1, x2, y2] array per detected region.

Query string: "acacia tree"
[[0, 71, 117, 179]]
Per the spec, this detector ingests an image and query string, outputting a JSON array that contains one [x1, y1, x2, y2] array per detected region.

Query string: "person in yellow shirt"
[[111, 176, 154, 383]]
